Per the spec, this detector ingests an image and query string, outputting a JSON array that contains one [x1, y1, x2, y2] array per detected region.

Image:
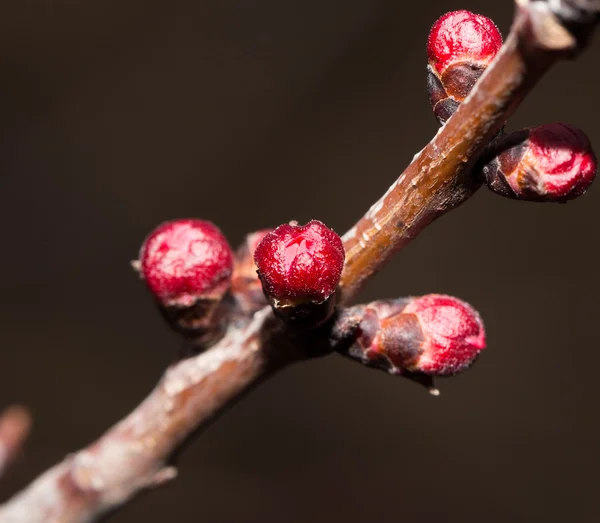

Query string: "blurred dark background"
[[0, 1, 598, 521]]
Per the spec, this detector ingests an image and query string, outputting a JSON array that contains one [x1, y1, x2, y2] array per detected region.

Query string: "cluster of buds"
[[427, 10, 597, 201], [132, 9, 596, 393], [136, 218, 347, 340], [135, 216, 487, 391]]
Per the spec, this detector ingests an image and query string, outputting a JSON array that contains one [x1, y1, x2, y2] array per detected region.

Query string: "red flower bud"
[[254, 220, 345, 327], [483, 123, 597, 202], [138, 219, 234, 343], [336, 295, 486, 380], [427, 10, 502, 124]]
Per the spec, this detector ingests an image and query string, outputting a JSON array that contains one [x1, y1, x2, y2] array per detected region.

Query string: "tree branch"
[[0, 1, 596, 521], [0, 309, 287, 522]]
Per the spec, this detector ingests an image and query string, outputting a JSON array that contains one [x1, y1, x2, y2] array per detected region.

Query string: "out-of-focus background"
[[0, 1, 598, 521]]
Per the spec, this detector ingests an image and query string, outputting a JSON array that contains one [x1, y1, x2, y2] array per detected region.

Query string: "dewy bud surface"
[[254, 220, 345, 306]]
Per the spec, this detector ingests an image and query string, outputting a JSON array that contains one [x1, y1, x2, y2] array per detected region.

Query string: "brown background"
[[0, 1, 598, 522]]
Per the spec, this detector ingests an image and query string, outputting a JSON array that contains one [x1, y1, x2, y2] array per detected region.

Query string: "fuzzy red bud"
[[427, 10, 502, 124], [483, 123, 597, 202]]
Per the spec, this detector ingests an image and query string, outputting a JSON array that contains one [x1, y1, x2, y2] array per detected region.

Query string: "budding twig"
[[0, 1, 597, 521], [340, 0, 598, 300]]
